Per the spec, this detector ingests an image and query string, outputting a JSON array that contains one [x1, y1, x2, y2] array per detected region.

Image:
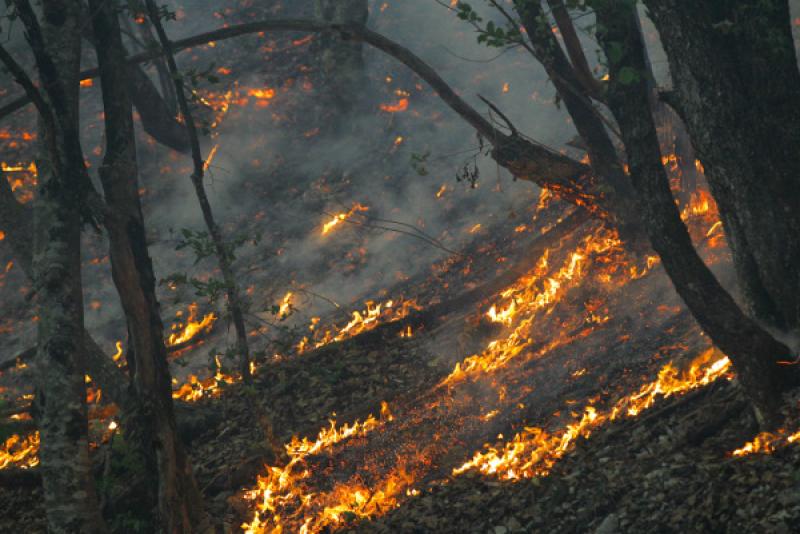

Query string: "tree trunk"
[[595, 1, 799, 428], [144, 0, 253, 384], [89, 0, 211, 530], [644, 0, 800, 333], [8, 0, 108, 530], [513, 0, 641, 243], [0, 171, 133, 413], [314, 0, 369, 115]]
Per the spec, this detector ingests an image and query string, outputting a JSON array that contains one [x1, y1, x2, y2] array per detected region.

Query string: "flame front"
[[321, 203, 369, 236], [242, 402, 394, 533], [454, 348, 731, 479]]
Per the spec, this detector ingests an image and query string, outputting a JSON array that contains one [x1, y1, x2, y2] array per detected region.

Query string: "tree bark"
[[5, 0, 107, 531], [1, 169, 133, 412], [595, 1, 799, 428], [89, 1, 211, 531], [644, 0, 800, 332]]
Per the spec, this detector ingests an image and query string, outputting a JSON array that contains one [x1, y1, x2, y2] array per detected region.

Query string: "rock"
[[594, 513, 619, 534]]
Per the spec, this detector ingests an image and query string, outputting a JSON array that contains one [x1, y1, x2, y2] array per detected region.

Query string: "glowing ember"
[[166, 303, 217, 347], [379, 98, 409, 113], [321, 203, 369, 235]]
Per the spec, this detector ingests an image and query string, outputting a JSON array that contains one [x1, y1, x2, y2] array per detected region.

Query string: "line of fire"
[[2, 1, 800, 532]]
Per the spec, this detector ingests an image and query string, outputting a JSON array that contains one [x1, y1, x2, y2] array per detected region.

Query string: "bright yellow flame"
[[242, 402, 394, 533], [454, 348, 731, 479], [0, 432, 40, 470], [321, 203, 369, 235], [167, 303, 217, 346]]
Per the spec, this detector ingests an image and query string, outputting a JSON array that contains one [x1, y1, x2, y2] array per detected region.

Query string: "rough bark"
[[644, 0, 800, 332], [595, 1, 799, 428], [89, 0, 211, 530], [0, 169, 132, 415], [6, 0, 107, 531]]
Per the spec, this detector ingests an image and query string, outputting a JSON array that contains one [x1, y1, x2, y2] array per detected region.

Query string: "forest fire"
[[242, 402, 394, 533], [732, 428, 800, 457], [321, 203, 369, 235], [172, 355, 237, 402], [446, 227, 623, 382], [0, 432, 40, 470], [296, 297, 421, 353], [166, 303, 217, 347], [2, 1, 798, 532], [454, 348, 731, 480]]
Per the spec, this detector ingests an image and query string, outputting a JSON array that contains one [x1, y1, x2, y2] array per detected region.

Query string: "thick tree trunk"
[[595, 2, 799, 428], [314, 0, 369, 114], [644, 0, 800, 332], [7, 0, 107, 530], [89, 1, 210, 531], [0, 171, 133, 412]]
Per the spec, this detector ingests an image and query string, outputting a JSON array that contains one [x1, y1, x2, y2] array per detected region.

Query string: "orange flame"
[[454, 348, 731, 479], [321, 203, 369, 235], [167, 303, 217, 347], [0, 432, 40, 470], [242, 402, 394, 533]]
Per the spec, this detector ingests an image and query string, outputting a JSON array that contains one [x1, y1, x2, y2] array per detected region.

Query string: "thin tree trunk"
[[89, 0, 211, 530], [144, 0, 252, 382], [545, 0, 604, 99], [595, 1, 799, 428], [2, 0, 107, 530], [512, 0, 641, 242], [644, 0, 800, 332]]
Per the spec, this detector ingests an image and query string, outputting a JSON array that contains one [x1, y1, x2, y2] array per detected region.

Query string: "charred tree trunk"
[[314, 0, 369, 116], [144, 0, 253, 383], [1, 0, 106, 530], [89, 1, 210, 530], [595, 1, 799, 428], [644, 0, 800, 333]]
